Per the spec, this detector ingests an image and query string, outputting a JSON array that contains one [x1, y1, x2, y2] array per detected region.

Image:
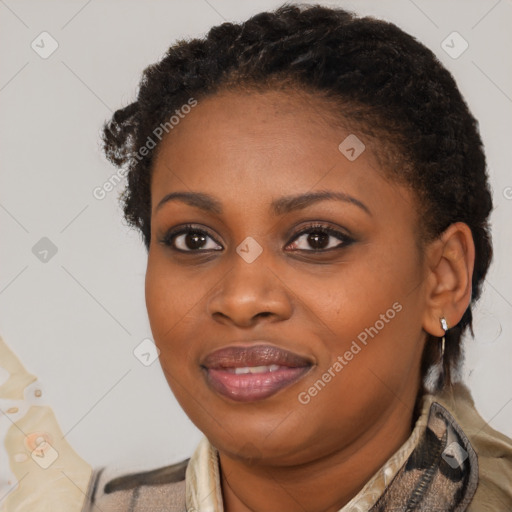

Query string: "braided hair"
[[103, 3, 493, 393]]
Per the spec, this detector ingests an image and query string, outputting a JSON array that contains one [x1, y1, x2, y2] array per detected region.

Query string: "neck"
[[219, 394, 420, 512]]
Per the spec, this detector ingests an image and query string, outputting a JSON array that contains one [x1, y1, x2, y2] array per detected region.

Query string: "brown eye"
[[183, 232, 208, 250], [162, 225, 223, 252], [307, 231, 330, 249], [286, 224, 353, 252]]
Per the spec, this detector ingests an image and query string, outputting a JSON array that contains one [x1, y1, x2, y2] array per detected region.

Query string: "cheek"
[[144, 252, 224, 388], [144, 257, 200, 382], [145, 252, 205, 341], [145, 257, 203, 402], [293, 251, 416, 335], [145, 262, 179, 341], [290, 270, 423, 446], [295, 239, 425, 376]]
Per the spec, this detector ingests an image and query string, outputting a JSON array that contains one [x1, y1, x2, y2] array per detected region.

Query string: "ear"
[[422, 222, 475, 336]]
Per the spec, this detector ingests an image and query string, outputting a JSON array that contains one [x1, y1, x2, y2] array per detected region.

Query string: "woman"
[[2, 3, 510, 512], [90, 3, 512, 511], [83, 4, 512, 510]]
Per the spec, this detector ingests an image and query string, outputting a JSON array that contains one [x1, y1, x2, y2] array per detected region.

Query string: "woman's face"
[[146, 89, 431, 465]]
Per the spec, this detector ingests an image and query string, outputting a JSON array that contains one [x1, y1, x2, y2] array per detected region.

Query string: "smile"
[[201, 344, 313, 402]]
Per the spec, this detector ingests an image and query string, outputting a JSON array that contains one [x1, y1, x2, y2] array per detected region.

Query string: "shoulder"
[[81, 458, 189, 512], [434, 382, 512, 510]]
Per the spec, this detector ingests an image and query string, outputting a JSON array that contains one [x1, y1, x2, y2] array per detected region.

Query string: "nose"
[[207, 256, 293, 328]]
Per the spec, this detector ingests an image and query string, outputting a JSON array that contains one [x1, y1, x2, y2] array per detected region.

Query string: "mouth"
[[201, 344, 313, 402]]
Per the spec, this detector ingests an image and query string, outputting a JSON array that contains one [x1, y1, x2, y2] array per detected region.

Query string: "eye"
[[286, 224, 353, 252], [160, 224, 223, 252]]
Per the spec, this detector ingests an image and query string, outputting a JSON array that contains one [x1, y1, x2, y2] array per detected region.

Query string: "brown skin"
[[145, 89, 475, 512]]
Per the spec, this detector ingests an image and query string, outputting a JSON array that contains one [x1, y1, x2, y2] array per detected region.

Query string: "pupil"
[[186, 232, 206, 249], [308, 231, 328, 249]]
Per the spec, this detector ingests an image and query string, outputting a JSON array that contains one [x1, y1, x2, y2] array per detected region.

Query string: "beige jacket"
[[82, 383, 512, 512]]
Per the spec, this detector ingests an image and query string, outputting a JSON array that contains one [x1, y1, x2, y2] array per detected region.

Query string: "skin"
[[145, 89, 475, 512]]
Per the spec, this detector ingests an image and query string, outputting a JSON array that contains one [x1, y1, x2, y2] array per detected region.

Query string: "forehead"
[[150, 89, 414, 221]]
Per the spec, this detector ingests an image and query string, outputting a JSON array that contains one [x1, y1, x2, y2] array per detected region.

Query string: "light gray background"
[[1, 0, 511, 471]]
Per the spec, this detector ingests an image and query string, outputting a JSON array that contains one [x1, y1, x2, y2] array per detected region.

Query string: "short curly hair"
[[103, 3, 493, 393]]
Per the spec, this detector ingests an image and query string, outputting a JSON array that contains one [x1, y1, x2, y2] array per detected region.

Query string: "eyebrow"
[[155, 190, 371, 216], [156, 192, 223, 214], [271, 190, 371, 216]]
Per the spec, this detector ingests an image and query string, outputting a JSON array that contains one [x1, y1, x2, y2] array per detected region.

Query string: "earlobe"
[[421, 222, 475, 337]]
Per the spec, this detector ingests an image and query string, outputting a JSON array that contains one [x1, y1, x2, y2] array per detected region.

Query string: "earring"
[[440, 317, 448, 360]]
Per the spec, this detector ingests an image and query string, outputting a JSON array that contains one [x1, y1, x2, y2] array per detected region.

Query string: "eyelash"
[[160, 223, 354, 254]]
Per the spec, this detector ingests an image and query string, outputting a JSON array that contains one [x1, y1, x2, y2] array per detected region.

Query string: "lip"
[[201, 344, 313, 402]]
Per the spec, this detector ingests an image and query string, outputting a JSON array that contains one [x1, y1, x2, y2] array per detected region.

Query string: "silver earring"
[[440, 317, 448, 359]]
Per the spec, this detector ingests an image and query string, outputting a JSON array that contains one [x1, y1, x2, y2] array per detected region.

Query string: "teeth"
[[233, 364, 281, 375], [249, 365, 268, 374]]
